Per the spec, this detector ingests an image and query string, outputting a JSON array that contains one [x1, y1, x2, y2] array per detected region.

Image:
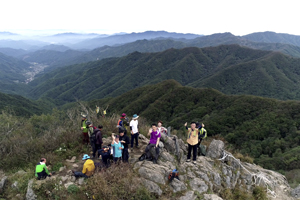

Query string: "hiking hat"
[[81, 114, 87, 118], [82, 154, 90, 160], [172, 169, 178, 173], [86, 121, 91, 126], [133, 114, 139, 119], [115, 135, 119, 139], [121, 113, 126, 117]]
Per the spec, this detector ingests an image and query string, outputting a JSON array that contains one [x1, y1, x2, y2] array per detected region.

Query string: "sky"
[[0, 0, 299, 36]]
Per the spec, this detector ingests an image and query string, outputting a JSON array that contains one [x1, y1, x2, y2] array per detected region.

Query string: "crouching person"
[[145, 123, 161, 164], [98, 146, 111, 167], [35, 158, 52, 180], [73, 154, 95, 178]]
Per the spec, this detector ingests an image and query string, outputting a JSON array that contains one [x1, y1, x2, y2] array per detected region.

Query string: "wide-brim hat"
[[81, 114, 87, 118], [133, 114, 139, 119], [82, 154, 90, 160]]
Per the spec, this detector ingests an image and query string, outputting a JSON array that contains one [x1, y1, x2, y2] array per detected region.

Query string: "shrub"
[[68, 184, 79, 194], [252, 186, 267, 200]]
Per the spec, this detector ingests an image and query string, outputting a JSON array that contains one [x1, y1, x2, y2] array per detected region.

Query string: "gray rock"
[[78, 178, 85, 185], [203, 194, 223, 200], [206, 139, 224, 159], [189, 178, 208, 193], [213, 173, 222, 186], [163, 136, 176, 154], [26, 179, 37, 200], [0, 176, 7, 194], [72, 164, 79, 168], [291, 184, 300, 198], [159, 141, 164, 148], [160, 151, 174, 163], [16, 170, 27, 175], [170, 178, 187, 192], [142, 179, 162, 196], [64, 182, 74, 189], [70, 176, 76, 182], [179, 191, 197, 200], [11, 181, 18, 189], [138, 166, 165, 185], [61, 176, 69, 182], [59, 166, 66, 172], [66, 156, 76, 163]]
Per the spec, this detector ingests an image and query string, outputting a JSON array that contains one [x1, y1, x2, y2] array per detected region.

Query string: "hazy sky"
[[0, 0, 298, 36]]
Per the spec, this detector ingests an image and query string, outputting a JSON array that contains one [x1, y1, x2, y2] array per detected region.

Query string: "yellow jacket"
[[187, 128, 199, 145], [82, 159, 95, 177]]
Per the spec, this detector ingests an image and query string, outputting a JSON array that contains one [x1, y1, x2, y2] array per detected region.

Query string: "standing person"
[[144, 123, 161, 164], [86, 121, 97, 157], [92, 125, 103, 158], [185, 122, 199, 164], [157, 120, 167, 136], [117, 113, 129, 134], [81, 114, 89, 145], [35, 158, 52, 180], [73, 154, 95, 178], [198, 123, 207, 145], [111, 134, 124, 163], [130, 114, 139, 150], [119, 129, 130, 162]]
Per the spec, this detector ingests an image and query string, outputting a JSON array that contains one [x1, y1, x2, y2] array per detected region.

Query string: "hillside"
[[88, 79, 300, 171], [28, 45, 300, 104], [0, 92, 43, 116], [244, 31, 300, 47]]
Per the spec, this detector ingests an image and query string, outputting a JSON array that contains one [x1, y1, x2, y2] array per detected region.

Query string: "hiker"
[[157, 120, 167, 135], [81, 114, 89, 145], [197, 123, 207, 145], [130, 114, 139, 150], [90, 125, 103, 158], [144, 123, 161, 164], [86, 121, 97, 158], [98, 146, 111, 167], [117, 113, 129, 134], [185, 122, 199, 163], [35, 158, 52, 180], [119, 128, 130, 162], [111, 134, 124, 163], [73, 154, 95, 178]]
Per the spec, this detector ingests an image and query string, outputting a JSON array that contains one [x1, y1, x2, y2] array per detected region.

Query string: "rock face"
[[0, 176, 7, 194], [206, 139, 224, 159], [132, 135, 294, 200], [291, 184, 300, 198], [26, 179, 37, 200]]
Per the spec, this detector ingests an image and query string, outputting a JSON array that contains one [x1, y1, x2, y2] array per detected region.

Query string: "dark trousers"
[[122, 148, 129, 162], [131, 133, 139, 148], [145, 143, 160, 160], [113, 157, 121, 163], [93, 143, 102, 158], [82, 132, 89, 144], [37, 169, 50, 180], [187, 144, 197, 161], [74, 172, 88, 178]]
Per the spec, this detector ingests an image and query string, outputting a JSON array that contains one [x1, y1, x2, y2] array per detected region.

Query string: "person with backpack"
[[35, 158, 52, 180], [117, 113, 129, 134], [119, 128, 130, 162], [157, 120, 167, 136], [86, 121, 97, 158], [130, 114, 139, 150], [81, 114, 89, 145], [144, 123, 161, 164], [111, 134, 124, 163], [73, 154, 95, 178], [185, 122, 199, 164], [168, 169, 180, 182], [92, 125, 103, 158], [197, 122, 207, 156]]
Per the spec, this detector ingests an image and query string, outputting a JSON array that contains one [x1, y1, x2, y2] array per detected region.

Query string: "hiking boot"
[[192, 161, 197, 164], [186, 159, 191, 162]]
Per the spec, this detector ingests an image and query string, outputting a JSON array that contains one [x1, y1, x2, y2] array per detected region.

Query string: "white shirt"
[[130, 119, 139, 134]]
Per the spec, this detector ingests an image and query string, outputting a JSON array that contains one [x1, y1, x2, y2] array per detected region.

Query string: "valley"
[[24, 62, 48, 83]]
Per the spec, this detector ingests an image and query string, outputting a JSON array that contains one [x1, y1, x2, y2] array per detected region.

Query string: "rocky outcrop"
[[0, 176, 7, 194], [26, 179, 37, 200], [133, 135, 294, 200]]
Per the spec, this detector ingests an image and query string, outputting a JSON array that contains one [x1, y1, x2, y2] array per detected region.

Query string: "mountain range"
[[25, 45, 300, 106]]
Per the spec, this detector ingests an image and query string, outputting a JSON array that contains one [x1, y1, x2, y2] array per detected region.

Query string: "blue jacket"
[[111, 141, 124, 158]]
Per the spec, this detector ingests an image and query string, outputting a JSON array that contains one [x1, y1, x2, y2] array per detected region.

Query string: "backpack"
[[168, 171, 179, 182], [90, 127, 97, 143]]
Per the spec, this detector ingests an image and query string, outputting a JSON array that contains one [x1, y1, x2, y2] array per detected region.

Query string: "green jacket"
[[35, 163, 49, 177], [81, 119, 88, 133]]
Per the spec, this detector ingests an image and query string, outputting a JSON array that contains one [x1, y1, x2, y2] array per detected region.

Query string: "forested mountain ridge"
[[88, 79, 300, 171], [27, 45, 300, 105]]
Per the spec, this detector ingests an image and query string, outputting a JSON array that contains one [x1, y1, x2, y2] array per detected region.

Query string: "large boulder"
[[138, 163, 168, 184], [26, 179, 37, 200], [142, 179, 162, 196], [189, 177, 208, 193], [204, 194, 223, 200], [170, 178, 187, 193], [206, 139, 224, 159]]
